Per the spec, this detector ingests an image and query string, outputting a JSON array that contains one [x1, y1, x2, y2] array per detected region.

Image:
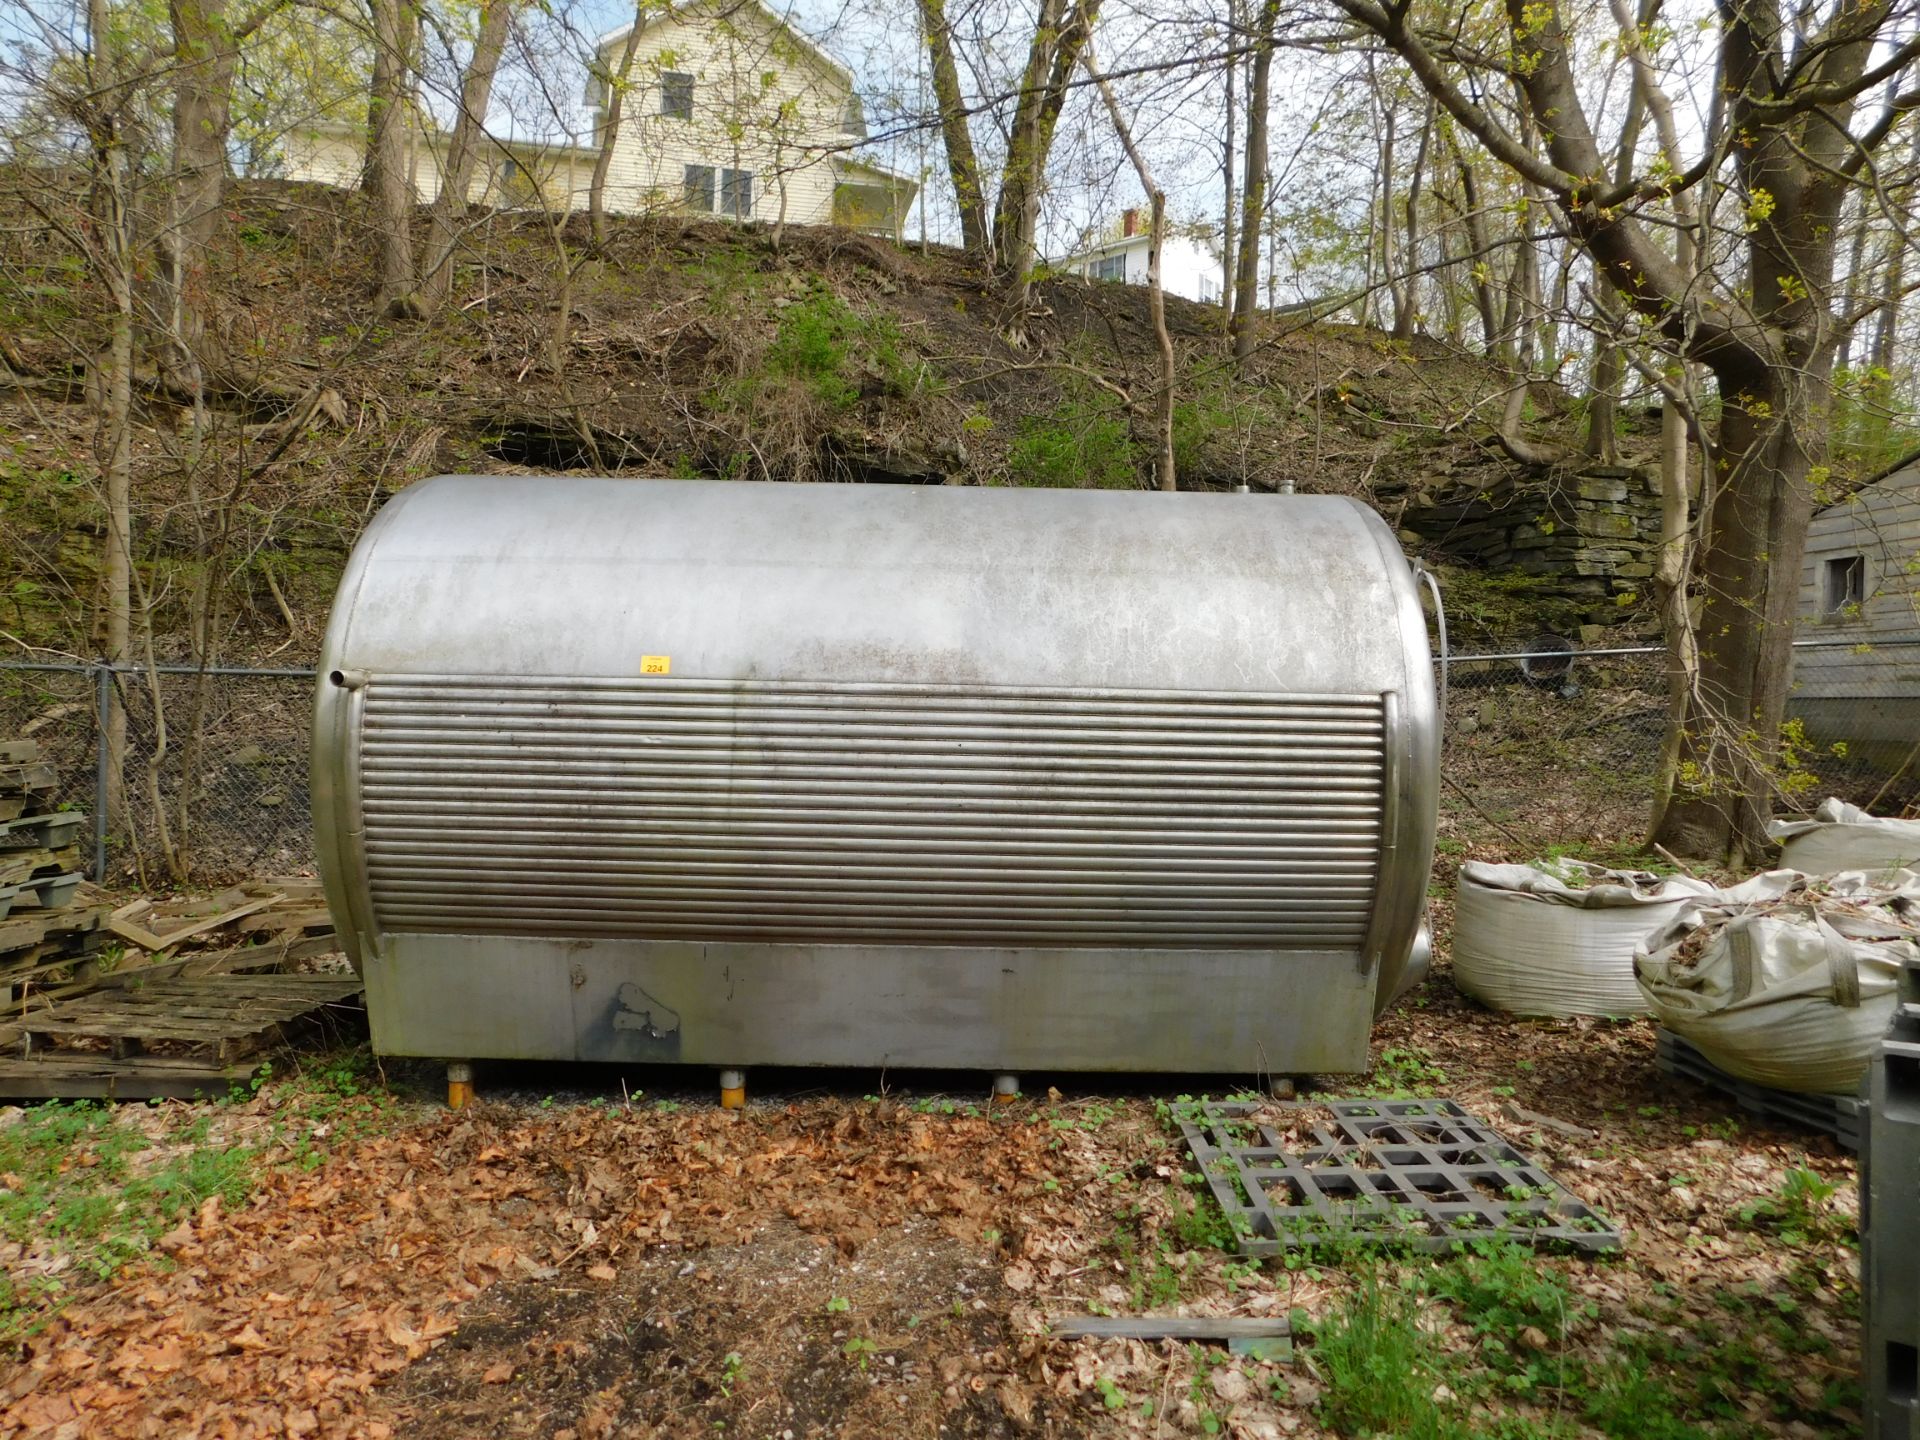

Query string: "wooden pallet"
[[0, 905, 109, 986], [0, 970, 364, 1098], [9, 974, 364, 1061], [0, 844, 81, 890]]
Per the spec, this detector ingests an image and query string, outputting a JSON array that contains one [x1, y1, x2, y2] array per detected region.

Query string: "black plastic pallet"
[[1177, 1099, 1620, 1255], [1866, 961, 1920, 1439], [1653, 1029, 1863, 1151]]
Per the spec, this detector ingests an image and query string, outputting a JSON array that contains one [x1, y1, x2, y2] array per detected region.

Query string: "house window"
[[1198, 277, 1220, 304], [840, 95, 867, 138], [720, 167, 753, 218], [661, 72, 694, 119], [1090, 254, 1125, 282], [683, 164, 716, 211], [1824, 555, 1865, 617]]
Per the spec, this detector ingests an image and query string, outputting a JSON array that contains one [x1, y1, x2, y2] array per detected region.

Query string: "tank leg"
[[992, 1073, 1020, 1106], [719, 1068, 747, 1110], [447, 1061, 476, 1110]]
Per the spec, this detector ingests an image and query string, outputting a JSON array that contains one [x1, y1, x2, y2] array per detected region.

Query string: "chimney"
[[1122, 208, 1140, 237]]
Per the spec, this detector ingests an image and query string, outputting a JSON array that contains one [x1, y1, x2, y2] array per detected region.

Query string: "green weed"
[[1007, 392, 1136, 489], [1310, 1258, 1466, 1439], [1734, 1167, 1851, 1247]]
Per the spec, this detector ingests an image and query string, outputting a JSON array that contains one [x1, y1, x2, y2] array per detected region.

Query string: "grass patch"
[[1310, 1256, 1467, 1439], [0, 1101, 257, 1331], [0, 1049, 405, 1336]]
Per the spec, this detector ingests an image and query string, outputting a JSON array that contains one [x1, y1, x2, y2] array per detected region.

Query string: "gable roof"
[[594, 0, 853, 86]]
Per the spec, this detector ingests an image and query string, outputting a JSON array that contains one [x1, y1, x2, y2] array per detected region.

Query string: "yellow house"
[[283, 0, 915, 232]]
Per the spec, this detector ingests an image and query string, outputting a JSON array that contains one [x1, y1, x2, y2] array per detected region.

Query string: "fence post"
[[92, 663, 110, 882]]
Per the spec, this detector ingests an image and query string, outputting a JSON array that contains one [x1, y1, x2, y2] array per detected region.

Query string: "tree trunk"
[[1230, 0, 1277, 364], [589, 2, 646, 250], [1653, 360, 1823, 861], [365, 0, 418, 316], [1376, 85, 1397, 336], [1220, 0, 1238, 323], [1146, 192, 1175, 489], [1083, 48, 1175, 491], [915, 0, 988, 262], [417, 0, 512, 313], [1646, 375, 1697, 840], [1585, 344, 1620, 461], [167, 0, 239, 363], [994, 0, 1100, 307], [1452, 151, 1500, 353], [1390, 100, 1433, 340], [86, 0, 135, 830]]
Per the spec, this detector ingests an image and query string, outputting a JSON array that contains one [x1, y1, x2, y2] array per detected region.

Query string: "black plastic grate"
[[1177, 1099, 1621, 1255]]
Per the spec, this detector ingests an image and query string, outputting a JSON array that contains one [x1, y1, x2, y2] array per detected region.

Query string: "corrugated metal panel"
[[358, 675, 1387, 948]]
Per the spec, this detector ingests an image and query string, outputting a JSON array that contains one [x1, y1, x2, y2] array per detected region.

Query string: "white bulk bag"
[[1453, 860, 1715, 1017], [1767, 798, 1920, 875], [1634, 870, 1919, 1095]]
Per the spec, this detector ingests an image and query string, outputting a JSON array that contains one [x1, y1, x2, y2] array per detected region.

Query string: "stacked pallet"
[[0, 876, 357, 1100], [0, 739, 104, 994]]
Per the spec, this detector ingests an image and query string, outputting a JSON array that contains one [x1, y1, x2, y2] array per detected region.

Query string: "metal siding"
[[358, 676, 1386, 948]]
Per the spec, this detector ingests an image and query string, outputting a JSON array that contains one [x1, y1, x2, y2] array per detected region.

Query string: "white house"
[[283, 0, 916, 232], [1063, 211, 1226, 305], [1788, 454, 1920, 770]]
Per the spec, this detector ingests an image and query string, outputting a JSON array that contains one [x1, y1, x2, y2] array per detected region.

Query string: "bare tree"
[[1083, 46, 1176, 490], [166, 0, 289, 360], [1229, 0, 1276, 363], [416, 0, 516, 313], [914, 0, 990, 259], [365, 0, 420, 316], [587, 0, 647, 249]]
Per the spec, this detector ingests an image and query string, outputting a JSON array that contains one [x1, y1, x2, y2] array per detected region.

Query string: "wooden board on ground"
[[0, 971, 364, 1097], [0, 1051, 265, 1101]]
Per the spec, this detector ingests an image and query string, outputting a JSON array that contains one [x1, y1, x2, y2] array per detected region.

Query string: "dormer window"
[[840, 95, 867, 138], [662, 72, 694, 118]]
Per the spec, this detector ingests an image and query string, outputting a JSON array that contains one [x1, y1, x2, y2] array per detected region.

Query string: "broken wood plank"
[[230, 905, 334, 935], [109, 915, 173, 952], [1049, 1317, 1290, 1340], [111, 893, 282, 951], [1048, 1315, 1291, 1360]]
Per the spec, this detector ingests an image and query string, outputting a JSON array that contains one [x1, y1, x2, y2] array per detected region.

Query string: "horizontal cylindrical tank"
[[314, 476, 1437, 1073]]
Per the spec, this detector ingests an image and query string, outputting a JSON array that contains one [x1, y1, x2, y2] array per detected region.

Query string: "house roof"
[[1813, 446, 1920, 515], [1862, 447, 1920, 490], [594, 0, 854, 86], [298, 118, 599, 162]]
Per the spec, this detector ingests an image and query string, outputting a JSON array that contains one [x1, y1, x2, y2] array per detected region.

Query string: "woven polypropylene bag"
[[1634, 870, 1918, 1095], [1768, 798, 1920, 875], [1452, 860, 1714, 1017]]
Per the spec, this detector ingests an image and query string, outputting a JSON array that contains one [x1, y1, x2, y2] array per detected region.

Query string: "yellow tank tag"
[[641, 655, 671, 675]]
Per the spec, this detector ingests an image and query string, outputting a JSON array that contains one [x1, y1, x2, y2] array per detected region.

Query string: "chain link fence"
[[2, 645, 1914, 886], [0, 663, 315, 885], [1437, 640, 1919, 853]]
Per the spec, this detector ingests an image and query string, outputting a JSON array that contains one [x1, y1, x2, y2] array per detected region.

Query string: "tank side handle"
[[1413, 561, 1448, 732]]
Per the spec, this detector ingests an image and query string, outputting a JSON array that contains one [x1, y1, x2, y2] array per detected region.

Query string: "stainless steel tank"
[[314, 476, 1437, 1074]]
